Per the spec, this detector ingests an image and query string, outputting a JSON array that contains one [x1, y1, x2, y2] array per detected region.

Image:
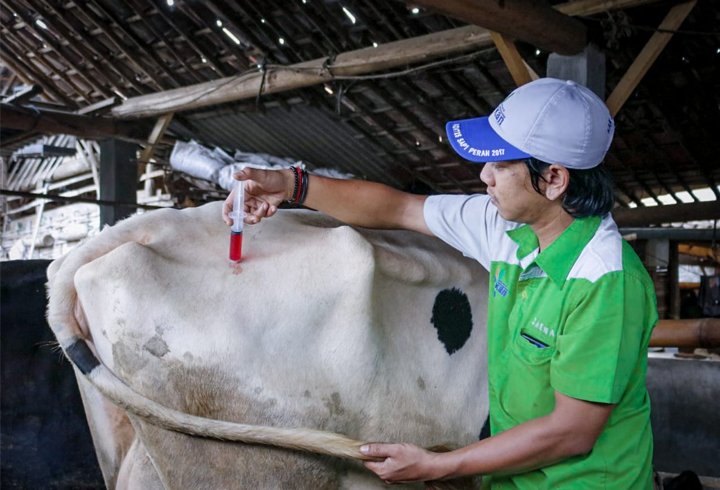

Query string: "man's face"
[[479, 160, 550, 224]]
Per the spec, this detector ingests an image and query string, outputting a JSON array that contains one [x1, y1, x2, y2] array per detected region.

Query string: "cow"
[[46, 201, 490, 489]]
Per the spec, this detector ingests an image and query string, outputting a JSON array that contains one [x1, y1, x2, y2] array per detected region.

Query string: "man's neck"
[[530, 208, 574, 252]]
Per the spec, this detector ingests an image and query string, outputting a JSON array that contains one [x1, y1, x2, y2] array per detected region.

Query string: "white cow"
[[46, 202, 489, 489]]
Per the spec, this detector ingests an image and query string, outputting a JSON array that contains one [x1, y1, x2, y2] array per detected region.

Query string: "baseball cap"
[[446, 78, 614, 169]]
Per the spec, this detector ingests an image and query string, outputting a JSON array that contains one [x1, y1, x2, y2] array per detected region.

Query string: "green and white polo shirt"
[[424, 194, 657, 489]]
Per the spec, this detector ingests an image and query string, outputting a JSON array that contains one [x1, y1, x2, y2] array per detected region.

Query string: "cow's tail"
[[60, 338, 474, 490], [59, 336, 371, 461]]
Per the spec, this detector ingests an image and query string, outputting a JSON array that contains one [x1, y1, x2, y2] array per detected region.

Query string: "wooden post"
[[99, 139, 138, 226]]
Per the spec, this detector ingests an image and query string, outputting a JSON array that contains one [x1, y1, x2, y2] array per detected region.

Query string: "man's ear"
[[543, 165, 570, 201]]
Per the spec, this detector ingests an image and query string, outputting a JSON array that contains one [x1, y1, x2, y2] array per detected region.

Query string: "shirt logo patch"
[[519, 266, 546, 281], [530, 317, 556, 337], [493, 269, 509, 297]]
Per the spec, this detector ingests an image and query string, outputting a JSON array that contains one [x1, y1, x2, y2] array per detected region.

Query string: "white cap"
[[446, 78, 615, 169]]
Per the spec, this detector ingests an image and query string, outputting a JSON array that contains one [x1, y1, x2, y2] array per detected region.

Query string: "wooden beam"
[[612, 201, 720, 227], [112, 26, 493, 119], [678, 244, 719, 262], [76, 97, 119, 116], [111, 0, 662, 119], [557, 0, 662, 16], [2, 84, 42, 104], [490, 32, 537, 87], [605, 0, 697, 116], [0, 103, 140, 141], [407, 0, 586, 55], [138, 113, 174, 165], [0, 51, 75, 107]]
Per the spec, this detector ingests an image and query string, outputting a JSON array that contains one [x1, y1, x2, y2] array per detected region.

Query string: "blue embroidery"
[[493, 269, 509, 297]]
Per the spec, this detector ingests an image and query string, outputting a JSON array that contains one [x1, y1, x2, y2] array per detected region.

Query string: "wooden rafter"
[[110, 0, 663, 120], [0, 103, 142, 141], [138, 113, 174, 166], [605, 0, 697, 117], [1, 0, 113, 99], [111, 26, 493, 119], [489, 32, 538, 87], [406, 0, 587, 55], [2, 84, 42, 104]]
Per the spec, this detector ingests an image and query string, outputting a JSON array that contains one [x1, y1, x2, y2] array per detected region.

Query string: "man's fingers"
[[234, 167, 268, 182], [222, 195, 234, 225], [361, 443, 393, 459]]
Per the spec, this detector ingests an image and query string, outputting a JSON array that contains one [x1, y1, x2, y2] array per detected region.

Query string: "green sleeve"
[[550, 272, 655, 403]]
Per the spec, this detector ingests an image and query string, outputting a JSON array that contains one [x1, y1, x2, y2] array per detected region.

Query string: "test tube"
[[229, 180, 244, 262]]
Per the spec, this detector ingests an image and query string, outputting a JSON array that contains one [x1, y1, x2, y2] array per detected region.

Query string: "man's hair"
[[524, 157, 615, 218]]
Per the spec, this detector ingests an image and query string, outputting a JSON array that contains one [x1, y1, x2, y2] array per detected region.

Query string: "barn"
[[1, 1, 719, 488]]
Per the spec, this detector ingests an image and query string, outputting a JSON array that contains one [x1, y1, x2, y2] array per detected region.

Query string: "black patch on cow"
[[479, 415, 491, 440], [65, 340, 100, 375], [431, 288, 473, 355]]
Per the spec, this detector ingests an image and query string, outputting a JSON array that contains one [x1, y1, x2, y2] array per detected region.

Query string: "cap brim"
[[445, 117, 531, 163]]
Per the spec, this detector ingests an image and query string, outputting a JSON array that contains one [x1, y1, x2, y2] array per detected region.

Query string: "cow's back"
[[51, 202, 489, 489]]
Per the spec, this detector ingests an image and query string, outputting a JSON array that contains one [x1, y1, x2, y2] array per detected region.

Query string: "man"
[[222, 78, 657, 488]]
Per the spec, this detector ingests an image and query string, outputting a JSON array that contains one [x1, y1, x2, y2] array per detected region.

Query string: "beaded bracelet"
[[287, 166, 308, 205]]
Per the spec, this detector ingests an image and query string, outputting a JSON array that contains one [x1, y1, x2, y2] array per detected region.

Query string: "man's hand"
[[361, 443, 443, 484], [222, 167, 292, 226]]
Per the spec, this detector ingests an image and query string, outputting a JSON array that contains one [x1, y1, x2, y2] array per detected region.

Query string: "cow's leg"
[[75, 375, 135, 488], [116, 438, 164, 490]]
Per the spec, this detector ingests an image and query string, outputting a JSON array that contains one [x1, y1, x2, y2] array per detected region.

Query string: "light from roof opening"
[[223, 28, 241, 45], [324, 84, 333, 95], [216, 19, 222, 27], [342, 7, 356, 24], [201, 57, 207, 63], [411, 7, 420, 14], [261, 18, 266, 24], [535, 49, 541, 56], [278, 37, 285, 45], [166, 0, 174, 6], [372, 42, 378, 48], [35, 19, 48, 29]]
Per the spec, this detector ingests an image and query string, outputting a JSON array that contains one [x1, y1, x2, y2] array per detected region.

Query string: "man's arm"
[[362, 391, 614, 483], [223, 168, 432, 235]]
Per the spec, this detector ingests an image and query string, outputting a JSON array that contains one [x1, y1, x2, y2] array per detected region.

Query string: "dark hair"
[[524, 157, 615, 218]]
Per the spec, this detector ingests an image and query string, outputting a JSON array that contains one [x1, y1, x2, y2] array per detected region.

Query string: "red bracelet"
[[294, 167, 304, 203]]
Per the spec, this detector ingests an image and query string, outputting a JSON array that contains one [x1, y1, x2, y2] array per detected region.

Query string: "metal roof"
[[1, 0, 719, 219]]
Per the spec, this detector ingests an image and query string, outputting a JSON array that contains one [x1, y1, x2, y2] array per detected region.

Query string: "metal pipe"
[[650, 319, 720, 348], [0, 188, 171, 211]]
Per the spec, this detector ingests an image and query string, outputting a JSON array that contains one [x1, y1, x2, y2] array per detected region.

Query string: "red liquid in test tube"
[[229, 180, 244, 262]]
